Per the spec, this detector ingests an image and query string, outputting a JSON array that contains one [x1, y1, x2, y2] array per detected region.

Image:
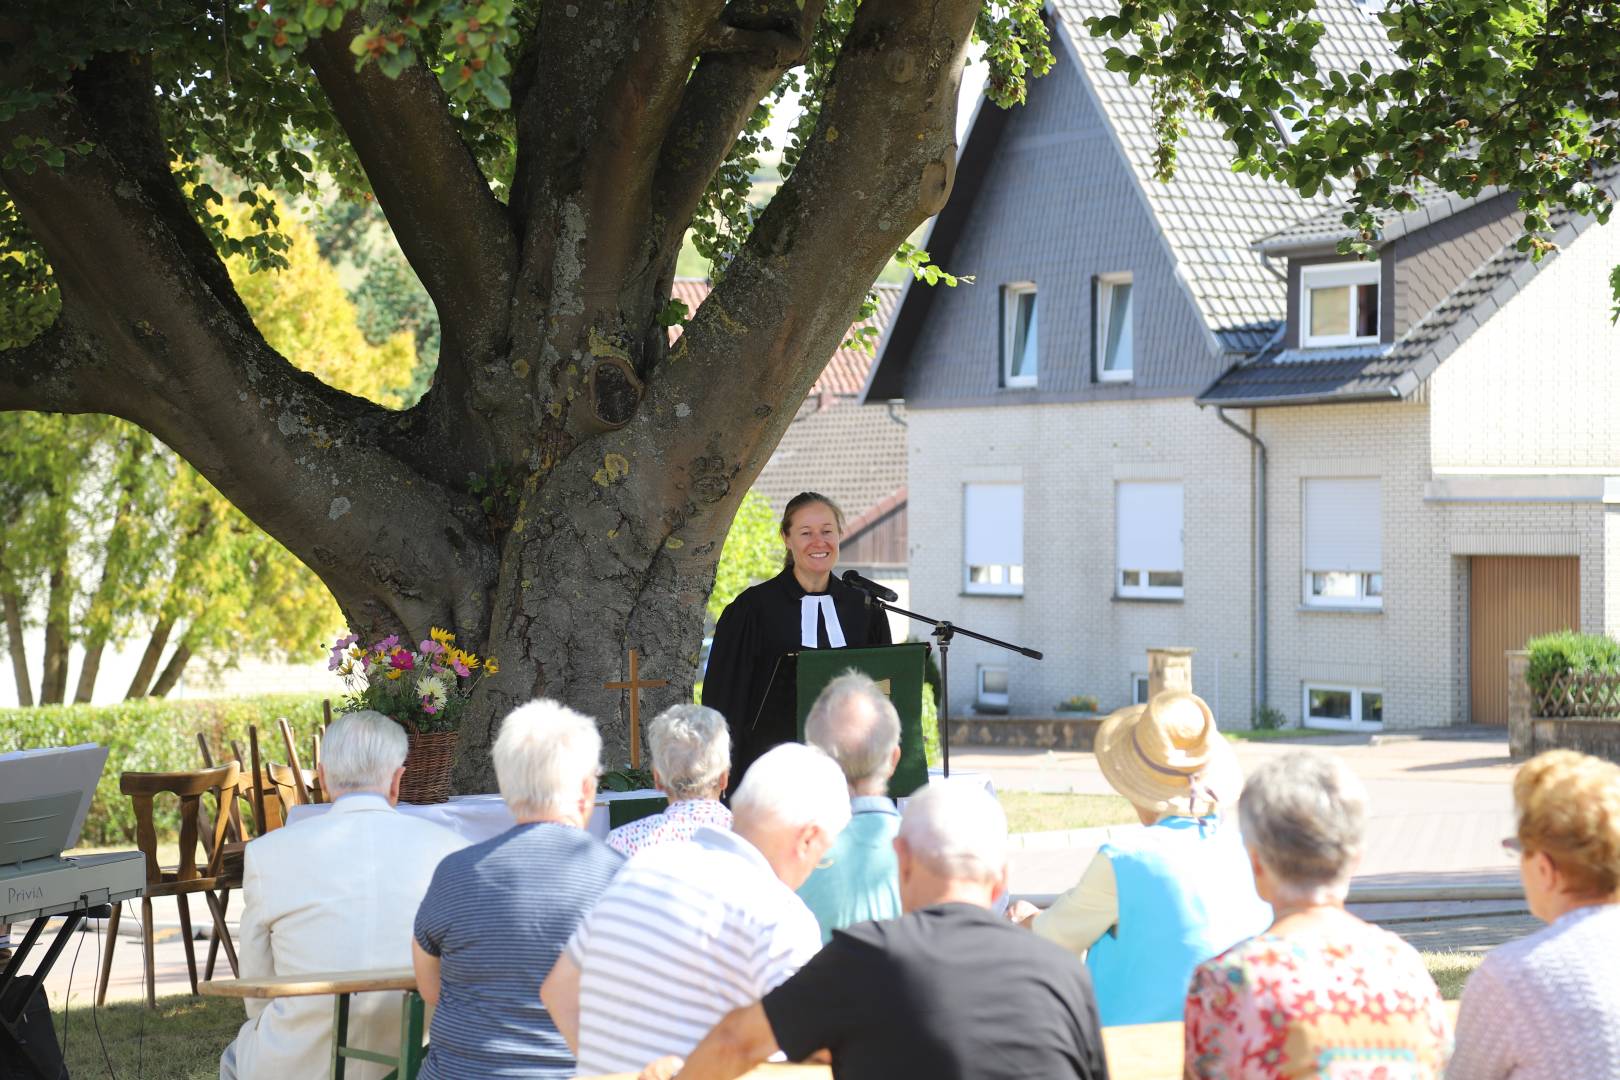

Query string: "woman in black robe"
[[702, 491, 892, 787]]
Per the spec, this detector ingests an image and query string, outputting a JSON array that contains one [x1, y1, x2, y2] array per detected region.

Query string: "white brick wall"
[[1430, 220, 1620, 472], [911, 393, 1614, 731], [908, 398, 1257, 727]]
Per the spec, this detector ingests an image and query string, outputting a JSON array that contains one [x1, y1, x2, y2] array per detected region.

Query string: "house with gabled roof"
[[862, 0, 1620, 731]]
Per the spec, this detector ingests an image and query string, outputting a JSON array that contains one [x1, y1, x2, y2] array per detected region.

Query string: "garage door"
[[1469, 556, 1580, 725]]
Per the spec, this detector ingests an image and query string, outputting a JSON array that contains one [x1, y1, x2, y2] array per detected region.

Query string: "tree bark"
[[2, 590, 31, 707], [0, 0, 983, 786], [72, 642, 105, 705], [126, 618, 172, 700], [74, 442, 143, 705], [149, 640, 193, 698], [39, 568, 69, 705]]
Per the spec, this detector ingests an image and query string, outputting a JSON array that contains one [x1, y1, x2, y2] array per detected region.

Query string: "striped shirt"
[[413, 822, 623, 1079], [605, 797, 732, 858], [566, 825, 824, 1077]]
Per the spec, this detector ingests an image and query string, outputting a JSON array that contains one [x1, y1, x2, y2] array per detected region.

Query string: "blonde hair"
[[1515, 749, 1620, 897]]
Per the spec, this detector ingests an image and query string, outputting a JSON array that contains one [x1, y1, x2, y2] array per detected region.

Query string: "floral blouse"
[[1184, 920, 1451, 1079], [603, 797, 732, 858]]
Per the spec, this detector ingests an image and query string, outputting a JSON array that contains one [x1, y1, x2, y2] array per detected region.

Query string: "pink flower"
[[420, 696, 440, 714], [378, 634, 400, 652], [327, 634, 358, 671], [418, 639, 445, 655], [451, 659, 470, 678], [390, 650, 415, 672]]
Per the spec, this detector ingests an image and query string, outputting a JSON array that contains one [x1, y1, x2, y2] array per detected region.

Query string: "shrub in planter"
[[1, 694, 328, 845], [1525, 630, 1620, 700], [1056, 695, 1100, 714]]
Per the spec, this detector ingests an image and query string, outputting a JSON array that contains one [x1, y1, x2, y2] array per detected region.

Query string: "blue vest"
[[1086, 816, 1272, 1026]]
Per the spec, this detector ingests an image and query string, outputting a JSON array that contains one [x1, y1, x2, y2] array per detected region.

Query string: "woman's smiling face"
[[784, 501, 841, 577]]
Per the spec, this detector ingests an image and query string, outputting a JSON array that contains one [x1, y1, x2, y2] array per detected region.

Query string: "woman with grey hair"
[[1183, 749, 1451, 1078], [605, 703, 732, 857]]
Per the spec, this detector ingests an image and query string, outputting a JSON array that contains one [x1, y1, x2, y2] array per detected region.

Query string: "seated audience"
[[1184, 750, 1450, 1079], [412, 700, 624, 1079], [606, 703, 731, 857], [638, 780, 1109, 1080], [542, 743, 849, 1078], [1013, 690, 1271, 1025], [222, 711, 464, 1080], [798, 671, 904, 941], [1449, 749, 1620, 1080]]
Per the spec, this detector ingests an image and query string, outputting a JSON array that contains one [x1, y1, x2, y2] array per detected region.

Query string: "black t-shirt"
[[762, 902, 1109, 1080]]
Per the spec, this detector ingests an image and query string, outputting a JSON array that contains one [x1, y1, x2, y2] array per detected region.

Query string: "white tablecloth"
[[283, 769, 992, 845], [284, 789, 663, 844]]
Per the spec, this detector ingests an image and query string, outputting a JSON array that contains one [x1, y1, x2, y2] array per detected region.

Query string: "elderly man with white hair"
[[606, 703, 732, 857], [411, 700, 624, 1079], [798, 671, 904, 941], [221, 710, 464, 1080], [542, 742, 850, 1078], [637, 781, 1109, 1080]]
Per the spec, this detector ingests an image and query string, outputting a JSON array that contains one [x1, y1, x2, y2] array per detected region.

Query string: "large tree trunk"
[[2, 590, 31, 707], [125, 618, 173, 700], [0, 0, 980, 787], [148, 640, 192, 698], [39, 568, 70, 705]]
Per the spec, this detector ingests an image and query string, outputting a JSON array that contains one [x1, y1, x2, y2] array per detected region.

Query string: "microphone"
[[841, 569, 899, 603]]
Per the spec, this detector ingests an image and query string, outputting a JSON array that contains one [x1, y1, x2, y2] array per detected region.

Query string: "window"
[[1096, 273, 1134, 381], [1300, 261, 1380, 347], [1303, 478, 1381, 609], [1002, 284, 1038, 388], [1304, 684, 1384, 729], [1131, 673, 1150, 705], [977, 666, 1010, 712], [1117, 481, 1184, 598], [964, 484, 1024, 595]]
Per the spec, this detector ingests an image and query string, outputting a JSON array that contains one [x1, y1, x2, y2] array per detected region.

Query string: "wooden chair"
[[97, 763, 241, 1008], [276, 716, 323, 805]]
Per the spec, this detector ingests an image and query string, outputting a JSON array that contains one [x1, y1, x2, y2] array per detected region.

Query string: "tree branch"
[[0, 79, 501, 642], [305, 9, 517, 365], [638, 0, 978, 531], [643, 1, 830, 306]]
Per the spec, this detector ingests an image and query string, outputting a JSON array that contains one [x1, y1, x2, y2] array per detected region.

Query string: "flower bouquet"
[[328, 627, 498, 803]]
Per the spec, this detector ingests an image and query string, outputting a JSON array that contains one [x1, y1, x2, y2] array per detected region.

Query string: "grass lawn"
[[57, 992, 243, 1080], [1423, 949, 1483, 1000], [999, 791, 1140, 834]]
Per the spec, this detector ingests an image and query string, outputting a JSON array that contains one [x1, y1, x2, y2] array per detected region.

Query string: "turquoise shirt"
[[797, 796, 902, 943], [1086, 815, 1272, 1027]]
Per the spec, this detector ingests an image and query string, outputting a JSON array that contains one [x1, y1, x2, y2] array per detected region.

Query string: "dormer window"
[[1301, 261, 1380, 347]]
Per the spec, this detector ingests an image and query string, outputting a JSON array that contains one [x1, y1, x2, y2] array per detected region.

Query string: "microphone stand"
[[864, 597, 1043, 777]]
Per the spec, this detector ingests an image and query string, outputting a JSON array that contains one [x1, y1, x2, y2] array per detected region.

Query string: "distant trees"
[[0, 207, 412, 703]]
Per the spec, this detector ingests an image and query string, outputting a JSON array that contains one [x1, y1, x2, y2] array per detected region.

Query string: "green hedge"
[[1, 694, 329, 846], [1525, 630, 1620, 699]]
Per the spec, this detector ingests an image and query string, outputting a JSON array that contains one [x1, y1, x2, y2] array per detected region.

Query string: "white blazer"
[[227, 793, 465, 1080]]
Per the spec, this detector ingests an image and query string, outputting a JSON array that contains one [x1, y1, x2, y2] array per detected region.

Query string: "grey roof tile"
[[1199, 191, 1611, 407]]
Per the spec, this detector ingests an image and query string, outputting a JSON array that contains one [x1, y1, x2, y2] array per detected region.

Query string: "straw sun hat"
[[1093, 690, 1241, 818]]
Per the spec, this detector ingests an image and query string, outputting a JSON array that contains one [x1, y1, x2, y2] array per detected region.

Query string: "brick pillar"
[[1148, 648, 1195, 700], [1507, 650, 1533, 761]]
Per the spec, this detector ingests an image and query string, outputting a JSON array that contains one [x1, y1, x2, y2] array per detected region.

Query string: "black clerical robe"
[[703, 567, 892, 786]]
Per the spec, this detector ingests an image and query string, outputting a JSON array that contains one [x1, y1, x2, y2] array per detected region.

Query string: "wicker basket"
[[399, 728, 459, 804]]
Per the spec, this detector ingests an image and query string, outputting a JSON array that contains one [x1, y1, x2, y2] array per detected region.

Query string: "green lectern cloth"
[[794, 642, 929, 798]]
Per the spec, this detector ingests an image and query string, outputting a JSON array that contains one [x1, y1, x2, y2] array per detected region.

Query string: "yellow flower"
[[429, 627, 456, 648], [385, 668, 405, 680], [454, 649, 480, 671], [484, 658, 500, 676]]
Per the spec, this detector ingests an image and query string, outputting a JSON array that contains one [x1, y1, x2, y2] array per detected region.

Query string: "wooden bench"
[[200, 968, 424, 1080]]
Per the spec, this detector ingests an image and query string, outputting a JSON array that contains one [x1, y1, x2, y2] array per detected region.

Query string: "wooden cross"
[[603, 648, 668, 770]]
